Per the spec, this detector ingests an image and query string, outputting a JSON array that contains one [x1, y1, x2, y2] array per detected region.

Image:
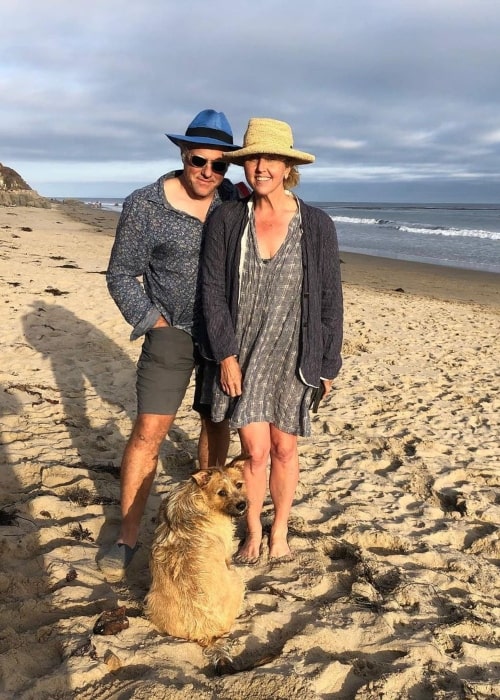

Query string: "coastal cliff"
[[0, 163, 50, 207]]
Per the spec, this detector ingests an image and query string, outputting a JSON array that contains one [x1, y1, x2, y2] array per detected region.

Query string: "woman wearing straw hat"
[[201, 118, 343, 563]]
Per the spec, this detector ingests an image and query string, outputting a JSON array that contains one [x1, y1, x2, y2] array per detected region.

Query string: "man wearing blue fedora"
[[100, 109, 246, 579]]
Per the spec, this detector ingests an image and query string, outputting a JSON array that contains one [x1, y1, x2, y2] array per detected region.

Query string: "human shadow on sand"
[[0, 386, 23, 507], [22, 303, 199, 556]]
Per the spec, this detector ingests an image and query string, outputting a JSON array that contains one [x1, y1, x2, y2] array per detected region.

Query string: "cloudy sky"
[[2, 0, 499, 202]]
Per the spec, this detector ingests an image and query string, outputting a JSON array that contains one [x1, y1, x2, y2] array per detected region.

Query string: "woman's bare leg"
[[268, 425, 299, 559], [237, 422, 271, 562]]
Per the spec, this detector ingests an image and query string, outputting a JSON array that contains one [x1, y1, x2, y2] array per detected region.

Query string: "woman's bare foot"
[[234, 531, 262, 565], [269, 527, 293, 561]]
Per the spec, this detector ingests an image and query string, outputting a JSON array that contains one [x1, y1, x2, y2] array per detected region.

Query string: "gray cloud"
[[1, 0, 499, 200]]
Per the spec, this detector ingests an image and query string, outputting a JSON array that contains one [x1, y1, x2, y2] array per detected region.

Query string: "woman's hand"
[[321, 379, 333, 398], [310, 379, 334, 413], [220, 356, 243, 397]]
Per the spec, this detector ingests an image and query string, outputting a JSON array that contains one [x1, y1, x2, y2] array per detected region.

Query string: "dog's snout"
[[235, 500, 247, 513]]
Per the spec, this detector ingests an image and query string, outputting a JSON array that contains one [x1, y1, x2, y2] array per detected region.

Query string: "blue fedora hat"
[[166, 109, 241, 150]]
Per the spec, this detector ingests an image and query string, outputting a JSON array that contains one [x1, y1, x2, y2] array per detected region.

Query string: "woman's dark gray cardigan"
[[201, 196, 343, 387]]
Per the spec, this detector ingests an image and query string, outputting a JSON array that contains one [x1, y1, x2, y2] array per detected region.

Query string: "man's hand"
[[153, 316, 169, 329], [220, 356, 243, 397]]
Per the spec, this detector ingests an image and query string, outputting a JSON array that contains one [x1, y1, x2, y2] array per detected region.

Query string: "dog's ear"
[[191, 469, 214, 487], [226, 454, 249, 471]]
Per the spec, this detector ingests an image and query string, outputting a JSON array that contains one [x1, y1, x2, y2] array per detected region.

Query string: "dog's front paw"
[[204, 644, 237, 676]]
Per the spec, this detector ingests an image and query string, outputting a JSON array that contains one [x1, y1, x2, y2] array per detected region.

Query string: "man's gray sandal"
[[97, 542, 139, 580]]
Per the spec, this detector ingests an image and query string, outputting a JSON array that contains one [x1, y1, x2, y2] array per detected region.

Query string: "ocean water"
[[81, 198, 500, 274], [318, 202, 500, 274]]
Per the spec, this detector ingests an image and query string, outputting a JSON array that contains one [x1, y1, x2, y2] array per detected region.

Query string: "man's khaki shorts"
[[136, 326, 195, 415], [136, 326, 214, 416]]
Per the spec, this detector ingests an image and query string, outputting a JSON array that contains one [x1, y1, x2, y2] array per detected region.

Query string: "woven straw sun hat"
[[223, 118, 315, 165]]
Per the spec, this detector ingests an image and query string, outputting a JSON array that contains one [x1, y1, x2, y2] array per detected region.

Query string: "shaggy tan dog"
[[145, 457, 247, 666]]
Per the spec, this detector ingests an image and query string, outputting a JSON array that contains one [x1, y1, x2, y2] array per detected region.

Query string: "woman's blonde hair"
[[284, 164, 300, 189]]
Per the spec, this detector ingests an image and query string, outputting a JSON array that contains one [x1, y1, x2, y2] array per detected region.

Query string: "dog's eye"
[[236, 482, 244, 490], [217, 489, 227, 497]]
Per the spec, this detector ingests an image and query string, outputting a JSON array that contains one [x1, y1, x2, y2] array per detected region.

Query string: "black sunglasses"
[[186, 154, 228, 174]]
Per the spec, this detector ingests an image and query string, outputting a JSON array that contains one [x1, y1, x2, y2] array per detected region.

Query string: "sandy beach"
[[1, 201, 498, 699]]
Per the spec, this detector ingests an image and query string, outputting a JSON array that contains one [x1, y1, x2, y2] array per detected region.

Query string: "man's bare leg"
[[198, 416, 230, 469], [97, 413, 174, 578], [118, 413, 175, 547]]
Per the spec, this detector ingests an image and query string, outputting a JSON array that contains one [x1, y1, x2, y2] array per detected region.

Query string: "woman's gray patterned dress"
[[211, 201, 312, 436]]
